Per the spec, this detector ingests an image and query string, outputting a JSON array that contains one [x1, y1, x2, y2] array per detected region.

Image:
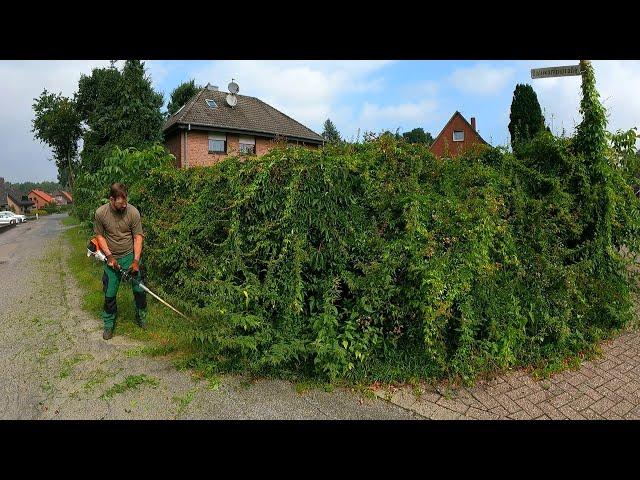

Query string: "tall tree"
[[402, 127, 434, 145], [508, 84, 545, 149], [32, 90, 83, 188], [167, 79, 200, 116], [322, 119, 341, 143], [75, 60, 164, 174]]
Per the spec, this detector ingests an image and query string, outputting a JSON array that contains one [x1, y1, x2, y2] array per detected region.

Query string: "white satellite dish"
[[226, 94, 237, 107], [228, 81, 239, 94]]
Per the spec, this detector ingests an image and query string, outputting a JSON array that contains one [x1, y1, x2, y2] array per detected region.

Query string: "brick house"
[[29, 189, 55, 210], [163, 83, 325, 168], [429, 111, 489, 158], [53, 190, 73, 205], [0, 178, 34, 214]]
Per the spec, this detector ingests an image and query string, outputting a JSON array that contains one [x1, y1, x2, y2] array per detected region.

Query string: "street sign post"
[[531, 64, 582, 79]]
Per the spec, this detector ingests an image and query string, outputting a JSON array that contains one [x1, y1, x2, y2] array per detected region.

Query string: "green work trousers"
[[101, 252, 147, 330]]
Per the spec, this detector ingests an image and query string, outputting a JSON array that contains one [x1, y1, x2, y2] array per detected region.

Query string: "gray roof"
[[0, 184, 34, 207], [163, 88, 324, 143]]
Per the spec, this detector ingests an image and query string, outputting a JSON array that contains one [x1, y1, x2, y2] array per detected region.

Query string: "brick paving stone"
[[603, 377, 627, 393], [465, 406, 500, 420], [429, 408, 464, 420], [610, 400, 635, 417], [489, 405, 509, 418], [496, 395, 522, 414], [534, 414, 551, 420], [526, 390, 552, 405], [468, 389, 500, 410], [436, 397, 470, 415], [549, 391, 574, 409], [590, 397, 616, 415], [514, 397, 544, 418], [558, 404, 584, 419], [491, 382, 514, 395], [538, 402, 567, 420], [576, 383, 604, 401], [508, 410, 535, 420], [454, 388, 478, 406], [568, 395, 596, 412], [581, 409, 603, 420], [566, 372, 589, 387], [409, 400, 439, 419], [595, 386, 623, 404], [417, 390, 442, 404], [506, 385, 532, 401]]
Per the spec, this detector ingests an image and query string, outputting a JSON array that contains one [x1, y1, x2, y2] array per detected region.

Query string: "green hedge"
[[123, 135, 639, 382]]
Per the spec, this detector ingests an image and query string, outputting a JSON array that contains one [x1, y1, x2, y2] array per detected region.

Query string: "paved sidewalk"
[[374, 329, 640, 419]]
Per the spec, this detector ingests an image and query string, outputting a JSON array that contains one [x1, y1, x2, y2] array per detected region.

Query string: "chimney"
[[471, 117, 476, 131], [205, 83, 219, 91]]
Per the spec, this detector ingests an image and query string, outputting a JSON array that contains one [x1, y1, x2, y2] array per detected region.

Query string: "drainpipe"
[[184, 124, 191, 168]]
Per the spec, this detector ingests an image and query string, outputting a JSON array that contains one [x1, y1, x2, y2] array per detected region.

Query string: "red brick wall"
[[430, 115, 486, 158], [165, 129, 321, 168]]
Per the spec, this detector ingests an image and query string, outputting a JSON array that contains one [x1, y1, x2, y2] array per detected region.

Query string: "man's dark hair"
[[109, 183, 128, 200]]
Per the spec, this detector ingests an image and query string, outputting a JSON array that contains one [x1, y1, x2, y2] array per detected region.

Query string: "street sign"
[[531, 64, 582, 79]]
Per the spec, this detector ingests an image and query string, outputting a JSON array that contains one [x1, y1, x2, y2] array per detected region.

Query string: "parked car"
[[0, 211, 26, 223], [0, 215, 16, 225]]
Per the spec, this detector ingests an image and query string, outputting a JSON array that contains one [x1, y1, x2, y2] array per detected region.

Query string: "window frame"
[[208, 132, 227, 154], [453, 130, 464, 142], [239, 135, 256, 155]]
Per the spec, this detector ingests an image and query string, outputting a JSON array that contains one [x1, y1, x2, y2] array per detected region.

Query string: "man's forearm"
[[96, 235, 111, 256], [133, 235, 143, 261]]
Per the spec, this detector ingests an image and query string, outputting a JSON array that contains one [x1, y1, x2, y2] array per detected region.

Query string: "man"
[[93, 183, 147, 340]]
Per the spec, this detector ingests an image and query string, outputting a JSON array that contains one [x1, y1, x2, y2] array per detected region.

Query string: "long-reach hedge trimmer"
[[86, 238, 188, 319]]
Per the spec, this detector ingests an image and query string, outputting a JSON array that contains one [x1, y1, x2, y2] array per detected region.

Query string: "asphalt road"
[[0, 214, 420, 419]]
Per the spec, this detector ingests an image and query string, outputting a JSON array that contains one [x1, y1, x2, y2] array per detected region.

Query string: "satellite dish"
[[226, 94, 237, 107], [228, 81, 239, 94]]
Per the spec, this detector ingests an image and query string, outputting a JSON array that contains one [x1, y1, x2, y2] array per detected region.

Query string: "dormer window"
[[206, 99, 217, 108], [453, 130, 464, 142]]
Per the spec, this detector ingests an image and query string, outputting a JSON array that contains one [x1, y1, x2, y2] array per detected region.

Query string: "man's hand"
[[127, 259, 140, 277], [106, 254, 121, 271]]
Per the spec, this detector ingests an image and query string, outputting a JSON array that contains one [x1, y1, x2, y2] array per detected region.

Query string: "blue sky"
[[1, 60, 639, 182]]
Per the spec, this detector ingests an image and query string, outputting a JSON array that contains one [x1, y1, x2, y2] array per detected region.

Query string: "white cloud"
[[450, 63, 515, 95], [187, 60, 393, 133], [358, 100, 438, 132]]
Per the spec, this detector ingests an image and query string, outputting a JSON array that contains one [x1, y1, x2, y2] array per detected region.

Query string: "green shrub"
[[126, 135, 639, 382]]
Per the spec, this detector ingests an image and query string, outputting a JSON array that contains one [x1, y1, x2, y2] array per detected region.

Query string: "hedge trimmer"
[[86, 238, 188, 319]]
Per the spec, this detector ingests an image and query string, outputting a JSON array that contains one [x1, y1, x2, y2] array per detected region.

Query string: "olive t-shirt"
[[93, 203, 144, 259]]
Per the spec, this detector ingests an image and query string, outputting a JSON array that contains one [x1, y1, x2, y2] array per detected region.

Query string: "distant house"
[[29, 189, 55, 210], [429, 111, 489, 158], [0, 178, 34, 214], [53, 190, 73, 205], [163, 83, 324, 168]]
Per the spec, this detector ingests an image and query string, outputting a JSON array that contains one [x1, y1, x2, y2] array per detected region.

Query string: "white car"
[[0, 211, 25, 223], [0, 215, 16, 225]]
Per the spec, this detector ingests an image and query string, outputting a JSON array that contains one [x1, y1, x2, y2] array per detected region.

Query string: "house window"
[[239, 135, 256, 155], [453, 130, 464, 142], [205, 99, 217, 108], [208, 133, 226, 153]]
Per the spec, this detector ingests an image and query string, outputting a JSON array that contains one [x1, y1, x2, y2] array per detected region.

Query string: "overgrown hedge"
[[115, 132, 637, 382]]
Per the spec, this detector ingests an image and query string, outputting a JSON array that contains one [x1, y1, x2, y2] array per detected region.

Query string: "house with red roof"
[[429, 111, 489, 158], [53, 190, 73, 206], [29, 189, 55, 210]]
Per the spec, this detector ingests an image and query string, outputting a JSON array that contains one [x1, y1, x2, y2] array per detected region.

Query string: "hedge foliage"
[[107, 132, 636, 383]]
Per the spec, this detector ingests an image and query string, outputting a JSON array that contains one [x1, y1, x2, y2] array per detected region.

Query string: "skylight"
[[206, 99, 217, 108]]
